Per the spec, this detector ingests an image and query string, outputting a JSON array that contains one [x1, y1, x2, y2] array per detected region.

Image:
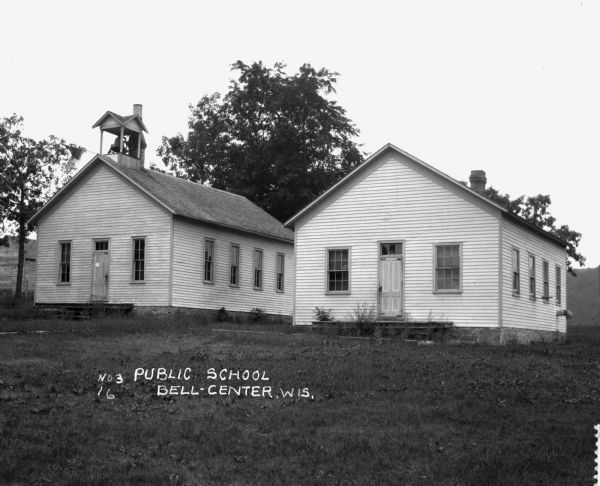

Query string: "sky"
[[1, 1, 598, 267]]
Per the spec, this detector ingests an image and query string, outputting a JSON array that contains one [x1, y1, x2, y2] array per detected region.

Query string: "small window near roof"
[[434, 244, 461, 292]]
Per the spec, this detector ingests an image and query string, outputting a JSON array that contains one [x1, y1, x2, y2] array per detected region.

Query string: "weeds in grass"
[[348, 302, 377, 335], [0, 319, 595, 485]]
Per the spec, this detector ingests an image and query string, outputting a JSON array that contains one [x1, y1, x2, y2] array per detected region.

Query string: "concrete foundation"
[[132, 305, 292, 325], [449, 326, 566, 345]]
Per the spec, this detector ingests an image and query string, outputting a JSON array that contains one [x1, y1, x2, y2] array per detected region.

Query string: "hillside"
[[567, 266, 600, 325]]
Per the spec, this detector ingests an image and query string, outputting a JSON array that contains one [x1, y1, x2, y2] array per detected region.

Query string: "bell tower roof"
[[94, 104, 148, 169], [92, 110, 148, 134]]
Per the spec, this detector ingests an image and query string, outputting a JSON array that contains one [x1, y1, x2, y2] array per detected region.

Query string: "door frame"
[[377, 240, 404, 318], [91, 239, 110, 302]]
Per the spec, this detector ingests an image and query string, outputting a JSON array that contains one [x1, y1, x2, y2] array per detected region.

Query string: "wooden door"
[[91, 252, 109, 301], [379, 243, 403, 317]]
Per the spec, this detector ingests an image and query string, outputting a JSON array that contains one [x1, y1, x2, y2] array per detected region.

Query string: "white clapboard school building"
[[28, 106, 294, 319], [285, 143, 569, 344]]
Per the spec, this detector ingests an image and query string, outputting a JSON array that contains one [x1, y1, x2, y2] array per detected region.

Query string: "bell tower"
[[92, 104, 148, 170]]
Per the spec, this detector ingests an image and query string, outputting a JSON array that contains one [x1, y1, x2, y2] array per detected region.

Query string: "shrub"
[[217, 307, 228, 322], [352, 302, 377, 323], [250, 307, 265, 321], [351, 302, 377, 336], [314, 307, 333, 321]]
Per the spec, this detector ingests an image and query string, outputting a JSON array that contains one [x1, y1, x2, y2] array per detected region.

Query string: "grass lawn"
[[0, 316, 598, 485]]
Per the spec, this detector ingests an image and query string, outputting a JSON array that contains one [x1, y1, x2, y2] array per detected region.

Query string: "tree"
[[485, 187, 585, 275], [0, 114, 80, 298], [158, 61, 364, 222]]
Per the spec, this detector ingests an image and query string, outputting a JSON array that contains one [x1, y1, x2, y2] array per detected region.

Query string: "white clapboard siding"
[[294, 152, 501, 327], [501, 217, 567, 332], [35, 164, 172, 305], [171, 218, 294, 315]]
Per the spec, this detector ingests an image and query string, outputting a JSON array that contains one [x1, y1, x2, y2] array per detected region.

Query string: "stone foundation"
[[132, 305, 292, 325], [448, 326, 566, 345]]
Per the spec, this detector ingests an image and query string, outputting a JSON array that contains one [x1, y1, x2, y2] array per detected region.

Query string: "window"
[[230, 244, 239, 287], [434, 244, 461, 292], [556, 266, 562, 305], [95, 240, 108, 251], [542, 260, 549, 301], [512, 248, 520, 295], [204, 239, 214, 283], [528, 254, 536, 299], [132, 238, 145, 282], [327, 249, 349, 292], [276, 253, 284, 292], [253, 249, 263, 289], [381, 243, 402, 256], [59, 241, 71, 284]]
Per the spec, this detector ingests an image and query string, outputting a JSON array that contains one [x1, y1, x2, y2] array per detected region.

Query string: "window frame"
[[93, 239, 109, 252], [556, 265, 562, 305], [131, 237, 146, 283], [542, 260, 550, 302], [58, 240, 72, 285], [253, 249, 263, 290], [203, 239, 215, 284], [528, 254, 536, 300], [433, 243, 462, 294], [326, 247, 351, 294], [229, 244, 240, 287], [276, 253, 285, 293], [512, 247, 520, 296]]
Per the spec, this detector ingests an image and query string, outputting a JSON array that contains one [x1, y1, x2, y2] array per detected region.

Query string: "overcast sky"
[[1, 1, 598, 267]]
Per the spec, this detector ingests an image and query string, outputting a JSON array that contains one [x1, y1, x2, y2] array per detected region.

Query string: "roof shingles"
[[101, 156, 293, 242]]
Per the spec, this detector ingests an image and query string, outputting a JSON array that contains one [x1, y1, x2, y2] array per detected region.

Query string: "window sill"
[[512, 292, 520, 297], [253, 287, 263, 291], [325, 291, 351, 295], [130, 281, 146, 285], [203, 281, 215, 285], [276, 290, 284, 294], [433, 290, 462, 295], [229, 284, 239, 289], [57, 282, 71, 286]]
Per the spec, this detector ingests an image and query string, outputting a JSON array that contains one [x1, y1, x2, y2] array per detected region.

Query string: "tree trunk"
[[14, 220, 26, 300]]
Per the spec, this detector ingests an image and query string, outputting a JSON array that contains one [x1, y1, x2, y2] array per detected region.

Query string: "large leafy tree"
[[0, 114, 80, 298], [158, 61, 364, 222], [485, 187, 585, 275]]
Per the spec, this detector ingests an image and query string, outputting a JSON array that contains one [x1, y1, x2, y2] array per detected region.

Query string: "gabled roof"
[[28, 155, 293, 243], [92, 111, 149, 133], [285, 143, 565, 248]]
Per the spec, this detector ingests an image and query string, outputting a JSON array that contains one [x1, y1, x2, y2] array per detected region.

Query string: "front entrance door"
[[379, 243, 403, 317], [91, 241, 109, 301]]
